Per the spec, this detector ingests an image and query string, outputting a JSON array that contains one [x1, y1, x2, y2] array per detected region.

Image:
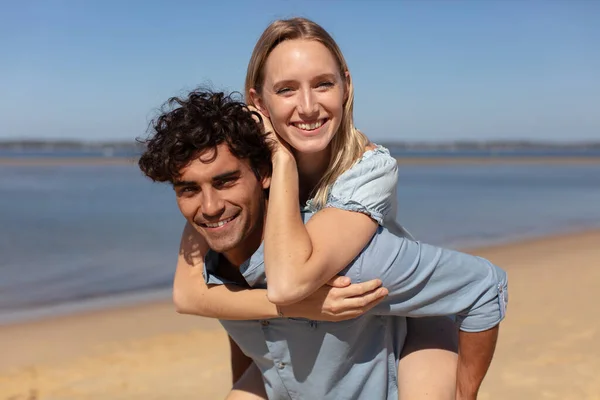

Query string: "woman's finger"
[[329, 293, 387, 321], [334, 279, 383, 298], [343, 287, 388, 310], [327, 276, 351, 288]]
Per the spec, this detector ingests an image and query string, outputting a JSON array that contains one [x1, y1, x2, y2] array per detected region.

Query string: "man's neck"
[[222, 203, 268, 268]]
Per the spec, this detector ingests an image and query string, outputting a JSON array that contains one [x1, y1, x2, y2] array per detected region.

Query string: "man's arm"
[[456, 326, 499, 400], [229, 336, 253, 385], [174, 222, 387, 321], [226, 363, 267, 400]]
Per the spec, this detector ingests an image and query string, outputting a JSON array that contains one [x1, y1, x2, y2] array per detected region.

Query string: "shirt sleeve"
[[363, 234, 508, 332], [324, 146, 398, 225]]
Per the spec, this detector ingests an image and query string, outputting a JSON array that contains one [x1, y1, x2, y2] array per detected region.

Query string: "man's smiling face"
[[173, 144, 270, 260]]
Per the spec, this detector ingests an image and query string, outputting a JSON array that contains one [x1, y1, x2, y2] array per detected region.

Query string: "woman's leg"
[[226, 362, 267, 400], [398, 317, 459, 399]]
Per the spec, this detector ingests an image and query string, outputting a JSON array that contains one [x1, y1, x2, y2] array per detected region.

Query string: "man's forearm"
[[456, 325, 499, 399], [229, 335, 253, 385]]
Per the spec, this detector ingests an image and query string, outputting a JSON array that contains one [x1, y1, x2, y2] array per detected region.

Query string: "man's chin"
[[206, 239, 238, 254]]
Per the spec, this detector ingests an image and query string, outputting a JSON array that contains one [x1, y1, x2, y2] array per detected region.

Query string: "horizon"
[[1, 1, 599, 142], [2, 138, 599, 147]]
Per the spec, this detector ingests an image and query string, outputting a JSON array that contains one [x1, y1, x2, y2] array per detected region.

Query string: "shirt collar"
[[203, 211, 313, 287]]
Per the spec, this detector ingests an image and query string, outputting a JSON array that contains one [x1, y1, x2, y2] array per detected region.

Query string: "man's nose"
[[298, 88, 319, 117], [201, 189, 225, 218]]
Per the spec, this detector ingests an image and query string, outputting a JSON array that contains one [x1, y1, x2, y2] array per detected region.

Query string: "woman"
[[175, 17, 459, 399]]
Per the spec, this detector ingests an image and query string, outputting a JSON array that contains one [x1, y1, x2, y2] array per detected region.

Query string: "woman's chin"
[[284, 132, 334, 155], [290, 138, 331, 155]]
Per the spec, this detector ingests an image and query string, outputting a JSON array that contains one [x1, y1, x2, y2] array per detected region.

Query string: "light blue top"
[[306, 145, 412, 238], [205, 216, 508, 399], [204, 146, 508, 399]]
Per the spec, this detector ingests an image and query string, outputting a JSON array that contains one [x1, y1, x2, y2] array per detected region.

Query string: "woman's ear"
[[249, 88, 270, 118], [343, 71, 351, 102]]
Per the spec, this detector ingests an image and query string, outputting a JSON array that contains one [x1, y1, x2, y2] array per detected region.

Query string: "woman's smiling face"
[[252, 39, 348, 155]]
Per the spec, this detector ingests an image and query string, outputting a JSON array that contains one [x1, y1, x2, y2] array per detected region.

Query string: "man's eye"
[[178, 187, 198, 196], [214, 179, 236, 189]]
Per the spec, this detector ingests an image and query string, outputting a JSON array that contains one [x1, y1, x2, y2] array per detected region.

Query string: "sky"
[[1, 0, 599, 142]]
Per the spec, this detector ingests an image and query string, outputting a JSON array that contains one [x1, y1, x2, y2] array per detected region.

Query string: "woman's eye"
[[275, 87, 292, 95], [317, 81, 334, 88]]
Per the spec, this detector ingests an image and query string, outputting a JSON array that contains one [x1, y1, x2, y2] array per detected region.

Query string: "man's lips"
[[198, 214, 238, 229]]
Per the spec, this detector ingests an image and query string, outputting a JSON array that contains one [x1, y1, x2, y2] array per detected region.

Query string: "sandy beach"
[[1, 230, 600, 399]]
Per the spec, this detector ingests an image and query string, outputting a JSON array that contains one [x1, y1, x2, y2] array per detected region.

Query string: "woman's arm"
[[173, 221, 387, 320], [264, 151, 379, 305], [173, 221, 279, 319]]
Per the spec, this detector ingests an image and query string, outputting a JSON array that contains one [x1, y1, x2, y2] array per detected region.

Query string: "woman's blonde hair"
[[245, 17, 369, 209]]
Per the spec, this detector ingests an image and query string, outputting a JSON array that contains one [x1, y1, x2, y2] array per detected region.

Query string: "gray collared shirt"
[[205, 212, 508, 400]]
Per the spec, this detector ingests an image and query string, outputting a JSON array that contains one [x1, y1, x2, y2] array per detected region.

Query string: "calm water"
[[1, 163, 600, 324]]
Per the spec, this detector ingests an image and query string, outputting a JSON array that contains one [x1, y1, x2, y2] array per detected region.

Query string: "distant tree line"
[[1, 139, 599, 152], [0, 140, 145, 151], [379, 140, 600, 151]]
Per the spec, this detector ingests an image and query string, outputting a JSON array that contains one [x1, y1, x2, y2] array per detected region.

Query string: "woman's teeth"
[[204, 216, 235, 228], [294, 120, 325, 131]]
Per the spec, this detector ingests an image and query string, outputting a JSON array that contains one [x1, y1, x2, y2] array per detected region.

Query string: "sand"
[[1, 230, 600, 399]]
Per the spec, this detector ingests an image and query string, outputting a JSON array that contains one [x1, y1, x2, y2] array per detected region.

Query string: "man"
[[138, 90, 508, 399]]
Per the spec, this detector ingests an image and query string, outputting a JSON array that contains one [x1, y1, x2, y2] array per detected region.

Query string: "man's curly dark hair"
[[138, 89, 272, 183]]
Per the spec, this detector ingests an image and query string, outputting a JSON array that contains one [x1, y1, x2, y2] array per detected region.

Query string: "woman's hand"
[[247, 105, 293, 160], [281, 277, 388, 321]]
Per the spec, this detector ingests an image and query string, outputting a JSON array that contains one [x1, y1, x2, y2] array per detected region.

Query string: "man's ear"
[[260, 169, 272, 190], [249, 88, 270, 118]]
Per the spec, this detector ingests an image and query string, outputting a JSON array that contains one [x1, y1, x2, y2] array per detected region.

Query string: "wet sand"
[[1, 230, 600, 399]]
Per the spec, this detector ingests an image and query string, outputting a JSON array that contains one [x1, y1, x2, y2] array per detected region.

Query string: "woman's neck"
[[294, 147, 331, 203]]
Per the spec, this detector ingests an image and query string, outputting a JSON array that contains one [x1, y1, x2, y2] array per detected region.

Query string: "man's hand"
[[281, 277, 388, 321]]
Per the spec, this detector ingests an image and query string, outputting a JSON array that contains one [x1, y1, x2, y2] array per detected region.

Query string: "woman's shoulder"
[[334, 143, 398, 189], [306, 144, 399, 224], [358, 143, 396, 165]]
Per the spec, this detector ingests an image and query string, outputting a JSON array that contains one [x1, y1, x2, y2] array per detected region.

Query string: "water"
[[395, 164, 600, 247], [0, 165, 184, 323], [1, 162, 600, 324]]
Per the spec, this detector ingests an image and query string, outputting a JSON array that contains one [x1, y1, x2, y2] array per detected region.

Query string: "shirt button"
[[260, 320, 270, 326], [277, 362, 285, 369]]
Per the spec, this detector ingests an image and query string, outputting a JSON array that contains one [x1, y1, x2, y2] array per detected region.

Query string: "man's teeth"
[[204, 216, 234, 228], [295, 120, 324, 131]]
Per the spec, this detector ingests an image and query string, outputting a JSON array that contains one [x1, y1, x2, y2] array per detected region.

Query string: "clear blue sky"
[[1, 0, 598, 142]]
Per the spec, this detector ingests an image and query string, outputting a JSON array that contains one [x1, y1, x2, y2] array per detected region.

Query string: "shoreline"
[[2, 224, 598, 328], [1, 155, 600, 166], [2, 228, 600, 399]]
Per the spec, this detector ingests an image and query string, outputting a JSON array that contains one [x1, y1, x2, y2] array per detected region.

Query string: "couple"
[[138, 17, 508, 400]]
